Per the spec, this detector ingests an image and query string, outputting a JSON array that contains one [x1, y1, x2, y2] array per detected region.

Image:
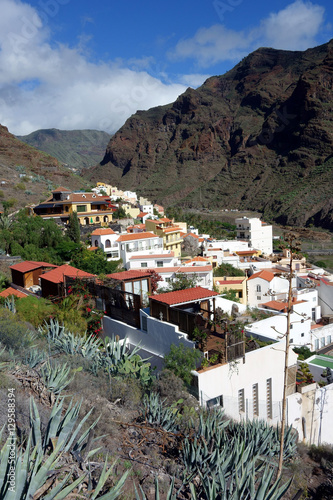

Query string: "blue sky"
[[0, 0, 332, 135]]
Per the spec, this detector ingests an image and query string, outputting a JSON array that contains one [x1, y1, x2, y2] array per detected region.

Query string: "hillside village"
[[1, 180, 333, 457]]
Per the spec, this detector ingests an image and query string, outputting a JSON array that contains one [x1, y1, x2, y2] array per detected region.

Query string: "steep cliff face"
[[86, 40, 333, 228]]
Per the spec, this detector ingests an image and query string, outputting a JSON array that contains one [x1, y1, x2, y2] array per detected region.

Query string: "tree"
[[277, 232, 301, 479], [164, 343, 202, 385], [113, 206, 127, 219], [147, 270, 163, 294], [213, 263, 244, 277], [70, 247, 121, 275], [167, 273, 200, 291], [221, 287, 240, 302], [67, 211, 81, 243]]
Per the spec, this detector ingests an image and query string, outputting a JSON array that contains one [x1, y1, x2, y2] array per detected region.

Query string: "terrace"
[[149, 287, 245, 364]]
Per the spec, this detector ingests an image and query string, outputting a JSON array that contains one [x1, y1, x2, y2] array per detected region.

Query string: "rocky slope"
[[18, 128, 110, 171], [0, 125, 89, 211], [86, 40, 333, 229]]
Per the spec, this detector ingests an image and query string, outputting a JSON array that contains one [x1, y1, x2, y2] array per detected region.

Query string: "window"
[[257, 296, 261, 301], [256, 285, 261, 292], [266, 378, 272, 419], [239, 291, 243, 299], [320, 337, 325, 348], [238, 389, 245, 413], [141, 263, 148, 268], [165, 277, 171, 282], [207, 396, 223, 408], [141, 315, 147, 332], [314, 339, 319, 350], [253, 384, 259, 416], [156, 261, 163, 267], [327, 335, 331, 345], [301, 333, 304, 337], [290, 339, 293, 344], [105, 239, 111, 248], [77, 205, 87, 212]]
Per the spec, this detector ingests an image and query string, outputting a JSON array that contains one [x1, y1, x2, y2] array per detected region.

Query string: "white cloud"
[[179, 74, 212, 87], [170, 1, 327, 66], [170, 25, 249, 67], [255, 1, 326, 50], [0, 0, 186, 135]]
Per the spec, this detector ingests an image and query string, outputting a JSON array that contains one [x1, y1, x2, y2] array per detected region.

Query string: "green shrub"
[[0, 309, 33, 352], [15, 295, 55, 328]]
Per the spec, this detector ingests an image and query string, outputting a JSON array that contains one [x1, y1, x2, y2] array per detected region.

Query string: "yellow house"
[[213, 276, 248, 305], [33, 187, 114, 226], [121, 204, 141, 219], [145, 218, 183, 257]]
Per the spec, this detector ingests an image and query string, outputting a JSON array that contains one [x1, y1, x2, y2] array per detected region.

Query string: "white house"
[[247, 270, 292, 308], [90, 228, 120, 260], [193, 338, 298, 423], [235, 217, 273, 255], [116, 232, 164, 270], [129, 252, 179, 271]]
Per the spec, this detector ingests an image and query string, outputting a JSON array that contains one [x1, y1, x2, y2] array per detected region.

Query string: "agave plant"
[[23, 347, 46, 368], [140, 392, 180, 433], [40, 360, 74, 394], [4, 296, 16, 313], [0, 397, 130, 499]]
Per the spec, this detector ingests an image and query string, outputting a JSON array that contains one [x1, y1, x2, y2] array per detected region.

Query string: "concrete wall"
[[193, 339, 297, 424], [102, 310, 195, 358], [287, 383, 333, 445]]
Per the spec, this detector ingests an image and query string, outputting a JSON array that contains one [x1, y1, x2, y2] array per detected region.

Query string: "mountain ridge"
[[18, 128, 111, 171], [85, 39, 333, 229]]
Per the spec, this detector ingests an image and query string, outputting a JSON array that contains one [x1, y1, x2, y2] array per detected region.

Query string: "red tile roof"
[[184, 232, 199, 239], [10, 261, 58, 273], [184, 256, 210, 264], [146, 267, 179, 274], [91, 228, 116, 235], [0, 287, 28, 298], [116, 232, 159, 242], [163, 227, 181, 233], [40, 265, 94, 284], [88, 246, 99, 251], [248, 270, 275, 282], [151, 286, 219, 306], [235, 250, 257, 255], [215, 279, 244, 285], [52, 187, 71, 192], [138, 212, 148, 218], [260, 300, 287, 311], [106, 270, 152, 281], [177, 266, 212, 273]]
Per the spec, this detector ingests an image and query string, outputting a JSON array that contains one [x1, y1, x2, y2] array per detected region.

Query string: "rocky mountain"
[[18, 128, 110, 171], [0, 125, 89, 211], [86, 40, 333, 229]]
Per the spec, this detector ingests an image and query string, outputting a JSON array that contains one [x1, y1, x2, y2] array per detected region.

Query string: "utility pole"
[[277, 232, 301, 479]]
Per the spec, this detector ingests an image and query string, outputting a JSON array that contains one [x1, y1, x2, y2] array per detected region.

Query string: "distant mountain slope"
[[18, 129, 111, 170], [85, 40, 333, 229], [0, 125, 89, 211]]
